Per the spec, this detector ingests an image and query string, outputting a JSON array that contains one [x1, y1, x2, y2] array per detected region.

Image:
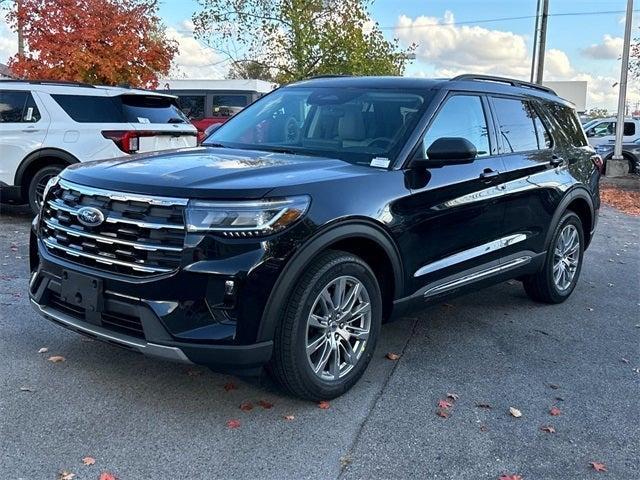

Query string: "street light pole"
[[610, 0, 634, 177], [535, 0, 549, 85], [530, 0, 541, 83]]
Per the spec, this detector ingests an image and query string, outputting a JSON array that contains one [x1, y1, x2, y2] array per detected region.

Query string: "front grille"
[[41, 179, 187, 276]]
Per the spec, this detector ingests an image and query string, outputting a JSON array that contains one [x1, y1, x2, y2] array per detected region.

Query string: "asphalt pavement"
[[1, 203, 638, 480]]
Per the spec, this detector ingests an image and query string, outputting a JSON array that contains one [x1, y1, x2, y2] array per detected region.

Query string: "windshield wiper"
[[167, 117, 186, 124]]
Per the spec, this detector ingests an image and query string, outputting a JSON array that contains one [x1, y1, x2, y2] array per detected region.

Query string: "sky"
[[0, 0, 636, 111]]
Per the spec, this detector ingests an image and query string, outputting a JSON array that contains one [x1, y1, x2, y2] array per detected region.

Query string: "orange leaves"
[[81, 456, 96, 466], [600, 186, 640, 216], [385, 352, 401, 360], [257, 400, 274, 409], [540, 425, 556, 434], [98, 473, 118, 480], [318, 401, 330, 409], [436, 393, 458, 419], [590, 462, 607, 472], [549, 407, 562, 416], [48, 355, 66, 363], [498, 475, 523, 480], [239, 401, 253, 412], [223, 382, 238, 392], [226, 419, 241, 429], [6, 0, 177, 88]]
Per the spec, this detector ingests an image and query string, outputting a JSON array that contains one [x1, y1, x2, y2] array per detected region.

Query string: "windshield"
[[204, 86, 431, 165]]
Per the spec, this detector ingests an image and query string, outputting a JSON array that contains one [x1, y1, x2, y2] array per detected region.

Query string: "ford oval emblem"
[[77, 206, 105, 227]]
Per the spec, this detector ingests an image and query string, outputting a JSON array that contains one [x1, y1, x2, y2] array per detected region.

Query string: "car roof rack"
[[451, 74, 557, 95], [0, 79, 96, 88]]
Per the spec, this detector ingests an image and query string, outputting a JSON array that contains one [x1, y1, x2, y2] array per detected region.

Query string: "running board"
[[423, 256, 532, 298]]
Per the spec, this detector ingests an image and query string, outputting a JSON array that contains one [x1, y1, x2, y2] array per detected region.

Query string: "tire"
[[523, 211, 584, 304], [269, 250, 382, 400], [28, 164, 63, 215]]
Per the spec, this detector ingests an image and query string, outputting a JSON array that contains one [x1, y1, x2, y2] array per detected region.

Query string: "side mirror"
[[412, 137, 477, 168]]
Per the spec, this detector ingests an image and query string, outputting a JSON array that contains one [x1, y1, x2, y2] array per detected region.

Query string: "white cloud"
[[582, 35, 623, 60], [166, 27, 228, 79], [0, 16, 17, 65], [396, 11, 530, 77]]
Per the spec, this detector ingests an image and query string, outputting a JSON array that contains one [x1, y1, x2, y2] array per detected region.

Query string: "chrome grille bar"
[[43, 217, 182, 252], [42, 237, 173, 273], [58, 179, 189, 206]]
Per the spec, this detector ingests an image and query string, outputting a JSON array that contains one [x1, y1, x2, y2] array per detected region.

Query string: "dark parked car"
[[29, 75, 601, 400], [595, 139, 640, 175]]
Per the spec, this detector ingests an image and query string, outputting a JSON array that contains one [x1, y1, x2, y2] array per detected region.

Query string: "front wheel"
[[270, 250, 382, 400], [523, 211, 584, 304]]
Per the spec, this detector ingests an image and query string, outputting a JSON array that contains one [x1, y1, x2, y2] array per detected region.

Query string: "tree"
[[226, 60, 276, 81], [585, 108, 609, 119], [193, 0, 414, 83], [6, 0, 177, 88]]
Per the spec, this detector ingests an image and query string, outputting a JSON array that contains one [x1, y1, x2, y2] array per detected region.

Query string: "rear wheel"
[[28, 165, 63, 214], [270, 250, 382, 400], [523, 211, 584, 304]]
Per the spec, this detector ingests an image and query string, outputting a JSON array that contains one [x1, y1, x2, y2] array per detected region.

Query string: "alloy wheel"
[[305, 275, 371, 381], [552, 224, 580, 291]]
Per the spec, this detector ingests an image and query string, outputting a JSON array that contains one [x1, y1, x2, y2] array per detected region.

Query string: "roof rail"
[[307, 74, 354, 79], [451, 74, 557, 95], [0, 79, 96, 88]]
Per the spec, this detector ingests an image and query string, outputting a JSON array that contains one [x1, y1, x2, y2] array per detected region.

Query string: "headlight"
[[42, 175, 59, 201], [185, 196, 310, 236]]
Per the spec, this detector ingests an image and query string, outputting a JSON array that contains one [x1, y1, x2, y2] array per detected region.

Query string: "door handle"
[[479, 168, 500, 182], [22, 127, 39, 133], [550, 155, 564, 167]]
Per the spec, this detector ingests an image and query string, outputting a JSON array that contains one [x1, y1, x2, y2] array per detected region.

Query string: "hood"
[[61, 147, 375, 199]]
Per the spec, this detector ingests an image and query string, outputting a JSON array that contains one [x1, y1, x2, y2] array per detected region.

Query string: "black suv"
[[29, 75, 601, 400]]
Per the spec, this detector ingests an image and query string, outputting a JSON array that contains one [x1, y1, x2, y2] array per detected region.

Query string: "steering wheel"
[[367, 137, 393, 149]]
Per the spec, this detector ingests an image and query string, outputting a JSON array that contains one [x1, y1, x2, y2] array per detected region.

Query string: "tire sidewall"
[[28, 165, 63, 214], [544, 212, 584, 302], [291, 255, 382, 398]]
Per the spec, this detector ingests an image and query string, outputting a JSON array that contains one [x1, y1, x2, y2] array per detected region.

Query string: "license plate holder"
[[60, 269, 103, 314]]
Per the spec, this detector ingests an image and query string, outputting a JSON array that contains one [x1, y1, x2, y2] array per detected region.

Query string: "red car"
[[159, 79, 275, 143]]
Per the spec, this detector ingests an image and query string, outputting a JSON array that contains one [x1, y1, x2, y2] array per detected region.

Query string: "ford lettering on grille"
[[77, 207, 105, 227]]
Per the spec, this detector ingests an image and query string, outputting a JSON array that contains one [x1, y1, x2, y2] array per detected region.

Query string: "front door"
[[399, 93, 509, 298]]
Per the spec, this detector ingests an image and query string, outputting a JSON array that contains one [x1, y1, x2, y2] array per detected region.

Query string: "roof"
[[289, 75, 569, 106], [158, 78, 276, 93], [0, 63, 14, 78], [0, 79, 177, 98]]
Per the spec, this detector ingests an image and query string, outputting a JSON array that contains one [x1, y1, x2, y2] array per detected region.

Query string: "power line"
[[380, 9, 638, 30]]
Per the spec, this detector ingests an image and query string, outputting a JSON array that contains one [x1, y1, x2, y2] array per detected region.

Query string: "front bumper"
[[29, 231, 277, 374]]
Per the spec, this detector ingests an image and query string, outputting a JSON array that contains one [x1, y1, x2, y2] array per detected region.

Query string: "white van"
[[583, 116, 640, 147]]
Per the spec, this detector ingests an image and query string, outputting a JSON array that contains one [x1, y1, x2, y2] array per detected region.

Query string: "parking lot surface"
[[1, 204, 638, 480]]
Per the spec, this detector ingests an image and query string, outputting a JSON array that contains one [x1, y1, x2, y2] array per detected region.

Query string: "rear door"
[[0, 90, 49, 185], [488, 95, 561, 259], [120, 94, 198, 152]]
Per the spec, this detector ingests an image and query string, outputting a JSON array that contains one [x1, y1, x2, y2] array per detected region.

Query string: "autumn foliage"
[[7, 0, 177, 88]]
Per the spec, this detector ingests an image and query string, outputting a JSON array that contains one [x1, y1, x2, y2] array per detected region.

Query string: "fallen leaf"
[[509, 407, 522, 418], [590, 462, 607, 472], [600, 185, 640, 216], [38, 347, 48, 354], [447, 392, 459, 401], [257, 400, 273, 409], [98, 473, 118, 480], [436, 408, 450, 419], [385, 352, 400, 360], [48, 355, 65, 363], [226, 419, 241, 429], [549, 406, 562, 416], [476, 403, 492, 409], [318, 401, 330, 409], [479, 425, 488, 432], [540, 425, 556, 433], [283, 414, 295, 421], [19, 386, 33, 392], [621, 358, 629, 364], [555, 396, 565, 402], [186, 369, 202, 376], [223, 382, 237, 392], [82, 456, 96, 466], [549, 383, 560, 389], [339, 455, 352, 468], [437, 399, 452, 409], [499, 475, 523, 480], [239, 401, 253, 412], [58, 472, 75, 480]]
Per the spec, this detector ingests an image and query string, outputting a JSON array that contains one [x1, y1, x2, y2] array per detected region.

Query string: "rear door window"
[[624, 122, 636, 136], [0, 91, 41, 123], [492, 97, 547, 153]]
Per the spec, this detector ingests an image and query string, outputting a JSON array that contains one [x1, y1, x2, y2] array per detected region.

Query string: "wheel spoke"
[[320, 289, 335, 312], [313, 341, 332, 374], [339, 338, 357, 365], [330, 347, 341, 380], [308, 313, 327, 329], [346, 302, 370, 322], [332, 277, 347, 310], [344, 325, 369, 341], [341, 282, 361, 313], [307, 334, 327, 355]]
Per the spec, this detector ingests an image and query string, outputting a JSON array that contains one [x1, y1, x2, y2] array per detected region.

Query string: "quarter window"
[[422, 95, 490, 158], [0, 91, 41, 123], [493, 97, 549, 153]]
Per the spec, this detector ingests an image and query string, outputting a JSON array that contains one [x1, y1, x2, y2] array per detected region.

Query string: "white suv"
[[0, 80, 198, 213]]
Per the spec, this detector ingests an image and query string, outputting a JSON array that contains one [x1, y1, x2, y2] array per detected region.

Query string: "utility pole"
[[16, 0, 24, 57], [535, 0, 549, 85], [530, 0, 541, 83], [609, 0, 634, 177]]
